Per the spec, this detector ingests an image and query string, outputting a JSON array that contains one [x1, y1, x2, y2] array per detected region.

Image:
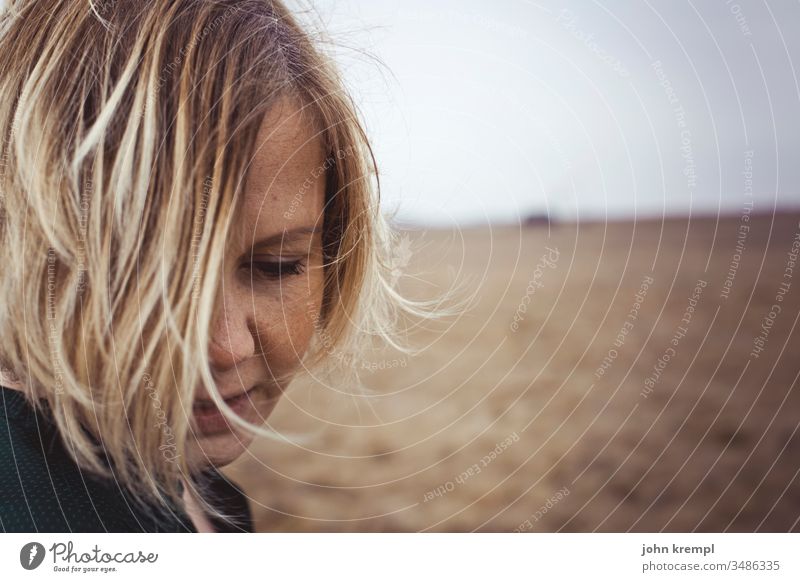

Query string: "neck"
[[181, 477, 217, 533]]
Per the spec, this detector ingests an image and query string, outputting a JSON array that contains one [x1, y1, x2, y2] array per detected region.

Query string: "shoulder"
[[0, 392, 190, 533], [1, 410, 120, 532]]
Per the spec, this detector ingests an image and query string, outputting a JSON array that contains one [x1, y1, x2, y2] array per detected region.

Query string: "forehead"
[[237, 98, 327, 243]]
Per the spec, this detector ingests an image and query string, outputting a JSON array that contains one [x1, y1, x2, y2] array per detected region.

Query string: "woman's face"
[[186, 99, 326, 469]]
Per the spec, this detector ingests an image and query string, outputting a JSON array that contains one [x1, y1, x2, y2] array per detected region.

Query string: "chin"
[[187, 430, 256, 469]]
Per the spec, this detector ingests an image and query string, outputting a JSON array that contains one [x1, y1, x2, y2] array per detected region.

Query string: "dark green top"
[[0, 385, 253, 532]]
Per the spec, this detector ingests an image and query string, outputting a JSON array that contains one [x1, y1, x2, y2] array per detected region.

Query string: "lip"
[[193, 387, 254, 407], [191, 385, 260, 434]]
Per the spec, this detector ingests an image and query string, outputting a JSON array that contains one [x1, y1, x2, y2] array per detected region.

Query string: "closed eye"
[[243, 259, 306, 281]]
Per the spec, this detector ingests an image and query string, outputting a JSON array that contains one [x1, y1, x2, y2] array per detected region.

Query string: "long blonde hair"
[[0, 0, 429, 526]]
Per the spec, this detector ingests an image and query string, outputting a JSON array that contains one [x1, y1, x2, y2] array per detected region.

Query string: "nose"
[[207, 285, 257, 371]]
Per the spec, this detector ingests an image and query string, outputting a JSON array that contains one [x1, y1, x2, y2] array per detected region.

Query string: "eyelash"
[[244, 259, 306, 281]]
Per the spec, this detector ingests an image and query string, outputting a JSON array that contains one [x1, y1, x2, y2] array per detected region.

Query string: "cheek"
[[252, 271, 324, 366]]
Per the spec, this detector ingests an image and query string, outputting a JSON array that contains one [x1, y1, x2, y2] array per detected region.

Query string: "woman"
[[0, 0, 416, 532]]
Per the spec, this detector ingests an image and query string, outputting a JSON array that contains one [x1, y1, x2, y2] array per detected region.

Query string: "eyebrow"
[[249, 225, 319, 249]]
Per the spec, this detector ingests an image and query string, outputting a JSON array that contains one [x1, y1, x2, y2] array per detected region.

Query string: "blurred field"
[[225, 212, 800, 532]]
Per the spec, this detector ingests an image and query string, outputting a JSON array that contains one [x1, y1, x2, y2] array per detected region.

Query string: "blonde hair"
[[0, 0, 432, 526]]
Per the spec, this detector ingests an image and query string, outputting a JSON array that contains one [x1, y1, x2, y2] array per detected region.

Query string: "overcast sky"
[[2, 0, 798, 226], [290, 0, 800, 226]]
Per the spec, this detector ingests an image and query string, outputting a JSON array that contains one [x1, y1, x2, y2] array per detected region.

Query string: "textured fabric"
[[0, 385, 253, 533]]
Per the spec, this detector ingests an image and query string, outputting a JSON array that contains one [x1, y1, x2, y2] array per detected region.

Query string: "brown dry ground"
[[224, 212, 800, 532]]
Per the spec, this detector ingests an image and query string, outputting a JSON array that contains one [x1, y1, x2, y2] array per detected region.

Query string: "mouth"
[[191, 385, 262, 433], [193, 387, 255, 414]]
